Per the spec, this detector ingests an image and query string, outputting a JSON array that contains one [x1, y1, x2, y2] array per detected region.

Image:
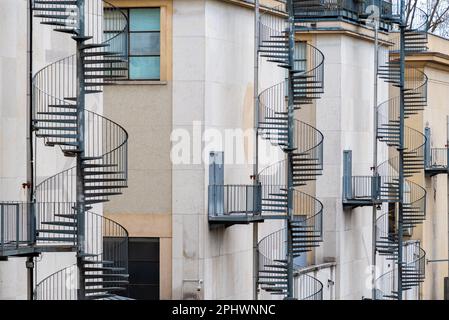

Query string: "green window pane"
[[130, 8, 160, 32], [129, 56, 160, 80], [104, 32, 128, 55], [130, 32, 160, 56]]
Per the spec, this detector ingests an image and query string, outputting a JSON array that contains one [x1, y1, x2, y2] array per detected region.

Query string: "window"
[[105, 8, 161, 80], [294, 41, 307, 72]]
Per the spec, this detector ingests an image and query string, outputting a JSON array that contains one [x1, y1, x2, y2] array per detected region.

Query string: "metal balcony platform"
[[0, 245, 37, 258], [425, 166, 448, 177], [209, 213, 264, 228], [425, 148, 448, 176], [342, 197, 374, 209], [208, 184, 263, 227], [0, 244, 76, 258]]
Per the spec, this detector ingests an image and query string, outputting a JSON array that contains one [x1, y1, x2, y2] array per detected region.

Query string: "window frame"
[[105, 7, 162, 81], [104, 0, 172, 83], [127, 7, 161, 81]]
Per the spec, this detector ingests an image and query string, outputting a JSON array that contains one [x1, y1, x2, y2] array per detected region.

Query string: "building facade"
[[1, 0, 448, 300]]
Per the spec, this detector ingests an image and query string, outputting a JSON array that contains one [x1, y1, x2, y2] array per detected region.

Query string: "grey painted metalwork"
[[256, 0, 325, 299], [206, 0, 326, 299], [373, 0, 428, 300], [28, 0, 131, 300], [424, 127, 449, 176]]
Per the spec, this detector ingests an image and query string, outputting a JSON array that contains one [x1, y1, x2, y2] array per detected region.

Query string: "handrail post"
[[16, 204, 20, 249], [1, 205, 4, 252]]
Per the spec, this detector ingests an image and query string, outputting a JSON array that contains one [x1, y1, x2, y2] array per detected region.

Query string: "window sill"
[[112, 80, 168, 86]]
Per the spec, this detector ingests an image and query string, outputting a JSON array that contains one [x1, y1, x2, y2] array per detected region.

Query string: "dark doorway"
[[128, 237, 160, 300]]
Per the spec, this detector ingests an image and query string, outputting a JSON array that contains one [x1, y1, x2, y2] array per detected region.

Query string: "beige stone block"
[[104, 212, 172, 238]]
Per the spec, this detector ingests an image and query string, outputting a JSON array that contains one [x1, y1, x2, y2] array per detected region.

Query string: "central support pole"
[[397, 0, 406, 301], [371, 15, 379, 300], [253, 0, 260, 301], [286, 0, 296, 299], [27, 0, 35, 300], [76, 0, 87, 300]]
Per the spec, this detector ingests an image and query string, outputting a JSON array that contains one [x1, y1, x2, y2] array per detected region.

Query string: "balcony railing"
[[0, 202, 35, 255], [343, 175, 379, 202], [425, 148, 448, 176], [208, 184, 263, 224], [343, 174, 404, 207], [295, 0, 395, 30]]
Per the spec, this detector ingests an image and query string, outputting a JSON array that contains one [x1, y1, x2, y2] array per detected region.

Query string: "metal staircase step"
[[37, 111, 77, 117], [85, 293, 115, 300], [36, 236, 75, 242], [33, 119, 77, 124], [83, 59, 127, 64], [83, 171, 125, 175], [259, 269, 287, 274], [84, 274, 129, 279], [85, 287, 126, 293], [34, 126, 77, 131], [36, 229, 77, 234], [84, 178, 127, 183], [258, 281, 287, 285], [54, 214, 77, 220], [85, 199, 110, 205], [84, 185, 127, 190], [85, 192, 122, 197], [54, 28, 78, 35], [42, 221, 77, 227], [34, 0, 77, 4], [83, 267, 126, 272], [82, 260, 114, 265], [82, 163, 118, 168], [85, 280, 129, 286], [36, 133, 77, 139]]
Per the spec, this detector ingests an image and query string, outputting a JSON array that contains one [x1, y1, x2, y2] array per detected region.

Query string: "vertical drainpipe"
[[446, 116, 449, 300], [76, 0, 86, 300], [26, 0, 35, 301], [286, 0, 295, 300], [371, 13, 379, 300], [397, 0, 406, 301], [253, 0, 260, 301]]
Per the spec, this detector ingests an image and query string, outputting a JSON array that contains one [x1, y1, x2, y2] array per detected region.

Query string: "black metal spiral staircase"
[[256, 1, 325, 299], [373, 5, 429, 300], [31, 0, 130, 300]]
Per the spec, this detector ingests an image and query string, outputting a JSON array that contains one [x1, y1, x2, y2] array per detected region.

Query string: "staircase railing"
[[256, 0, 325, 298], [373, 2, 429, 299], [426, 148, 448, 169], [375, 240, 426, 300], [34, 264, 78, 300], [293, 273, 323, 300], [34, 209, 129, 300], [32, 0, 130, 299], [208, 184, 262, 218]]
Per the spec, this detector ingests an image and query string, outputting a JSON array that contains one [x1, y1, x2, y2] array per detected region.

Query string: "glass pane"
[[104, 32, 128, 55], [130, 32, 160, 56], [130, 56, 160, 80], [294, 41, 307, 72], [130, 8, 160, 32]]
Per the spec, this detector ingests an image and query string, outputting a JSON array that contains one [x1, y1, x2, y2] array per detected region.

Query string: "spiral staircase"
[[30, 0, 130, 300], [372, 5, 429, 300], [255, 1, 325, 299]]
